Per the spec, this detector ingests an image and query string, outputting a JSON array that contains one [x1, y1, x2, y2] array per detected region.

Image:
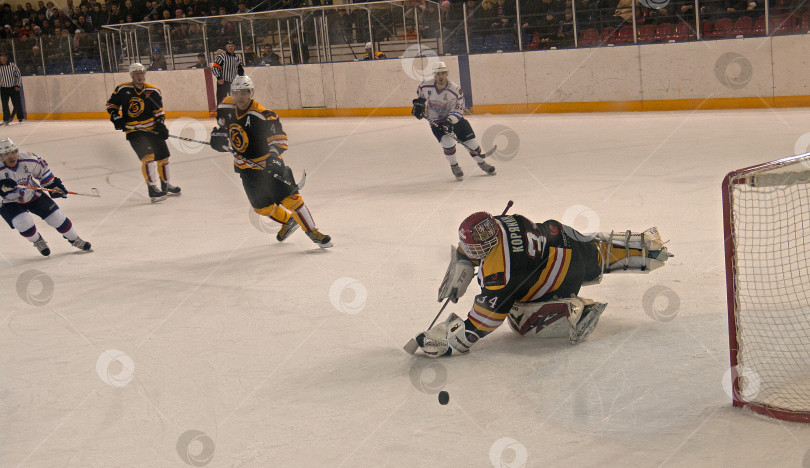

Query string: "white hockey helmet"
[[458, 212, 500, 260], [433, 61, 449, 75], [365, 42, 372, 49], [231, 75, 255, 98], [129, 62, 146, 74], [0, 137, 18, 155]]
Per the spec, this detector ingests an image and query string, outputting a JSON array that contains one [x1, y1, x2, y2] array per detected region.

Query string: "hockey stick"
[[17, 185, 101, 197], [428, 120, 498, 158], [166, 133, 308, 190], [403, 199, 514, 355]]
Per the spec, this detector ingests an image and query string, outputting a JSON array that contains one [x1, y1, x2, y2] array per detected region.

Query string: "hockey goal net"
[[723, 153, 810, 422]]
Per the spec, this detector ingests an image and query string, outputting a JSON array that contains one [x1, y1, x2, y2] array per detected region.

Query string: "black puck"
[[438, 390, 449, 405]]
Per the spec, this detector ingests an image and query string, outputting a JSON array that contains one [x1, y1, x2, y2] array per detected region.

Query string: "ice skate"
[[477, 161, 496, 175], [148, 184, 167, 203], [162, 181, 181, 196], [306, 229, 333, 248], [33, 235, 50, 256], [276, 218, 299, 242], [450, 163, 464, 181], [569, 302, 607, 344], [69, 237, 92, 252]]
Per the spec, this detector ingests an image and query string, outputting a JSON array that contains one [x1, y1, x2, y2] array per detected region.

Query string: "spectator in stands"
[[536, 0, 563, 48], [328, 8, 352, 44], [611, 0, 643, 26], [147, 48, 167, 70], [362, 42, 385, 60], [260, 44, 280, 65], [486, 0, 517, 33], [237, 1, 249, 14], [91, 3, 105, 29], [556, 8, 575, 47], [189, 52, 208, 68], [290, 35, 309, 63], [75, 14, 90, 33], [243, 44, 258, 66], [403, 23, 418, 40]]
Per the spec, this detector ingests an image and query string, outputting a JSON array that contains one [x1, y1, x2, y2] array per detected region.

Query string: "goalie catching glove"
[[437, 245, 475, 303], [416, 313, 478, 358]]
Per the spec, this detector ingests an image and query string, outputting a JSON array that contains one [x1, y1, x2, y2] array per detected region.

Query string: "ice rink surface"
[[2, 109, 810, 467]]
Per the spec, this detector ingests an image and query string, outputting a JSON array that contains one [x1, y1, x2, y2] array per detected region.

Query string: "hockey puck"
[[438, 391, 449, 405]]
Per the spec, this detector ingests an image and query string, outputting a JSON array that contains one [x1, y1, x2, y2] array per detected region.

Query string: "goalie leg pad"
[[595, 227, 671, 273], [437, 245, 475, 303], [508, 297, 589, 336], [569, 302, 607, 344]]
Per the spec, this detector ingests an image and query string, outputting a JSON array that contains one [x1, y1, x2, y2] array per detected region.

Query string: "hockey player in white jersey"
[[0, 138, 91, 256], [411, 62, 495, 181]]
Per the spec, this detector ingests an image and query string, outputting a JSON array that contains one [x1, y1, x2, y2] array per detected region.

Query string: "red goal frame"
[[722, 153, 810, 423]]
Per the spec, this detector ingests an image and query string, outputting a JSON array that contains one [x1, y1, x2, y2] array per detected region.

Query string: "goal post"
[[723, 153, 810, 422]]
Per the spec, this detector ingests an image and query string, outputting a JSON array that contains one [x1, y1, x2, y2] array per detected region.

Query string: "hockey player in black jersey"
[[210, 75, 332, 248], [106, 62, 181, 203], [415, 211, 672, 357]]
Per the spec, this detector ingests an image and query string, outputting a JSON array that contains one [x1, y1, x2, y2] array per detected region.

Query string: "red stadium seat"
[[771, 14, 794, 35], [638, 24, 656, 42], [671, 22, 696, 41], [751, 16, 766, 36], [601, 26, 616, 43], [578, 28, 600, 47], [654, 23, 673, 42], [613, 25, 635, 43], [700, 19, 714, 38], [733, 16, 753, 36], [707, 18, 734, 38], [801, 12, 810, 32]]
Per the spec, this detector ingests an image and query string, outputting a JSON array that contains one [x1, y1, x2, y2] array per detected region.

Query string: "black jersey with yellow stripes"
[[106, 82, 165, 136], [216, 96, 289, 173], [465, 214, 572, 336]]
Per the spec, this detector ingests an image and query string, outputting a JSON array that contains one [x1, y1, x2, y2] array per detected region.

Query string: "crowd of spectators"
[[0, 0, 806, 74]]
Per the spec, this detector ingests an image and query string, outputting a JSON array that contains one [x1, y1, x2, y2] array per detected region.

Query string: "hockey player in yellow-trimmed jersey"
[[106, 62, 180, 203], [415, 210, 673, 357], [210, 75, 332, 248]]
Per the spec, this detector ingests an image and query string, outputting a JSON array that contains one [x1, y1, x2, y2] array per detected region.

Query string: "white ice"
[[2, 110, 810, 467]]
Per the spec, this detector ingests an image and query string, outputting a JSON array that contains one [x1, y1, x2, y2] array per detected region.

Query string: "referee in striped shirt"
[[212, 41, 243, 104], [0, 53, 23, 125]]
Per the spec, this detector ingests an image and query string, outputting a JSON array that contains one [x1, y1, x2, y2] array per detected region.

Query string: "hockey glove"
[[411, 97, 426, 119], [45, 177, 67, 198], [263, 154, 285, 174], [416, 313, 477, 358], [0, 178, 16, 196], [210, 127, 230, 152], [436, 120, 454, 135], [154, 121, 169, 140], [110, 113, 125, 131]]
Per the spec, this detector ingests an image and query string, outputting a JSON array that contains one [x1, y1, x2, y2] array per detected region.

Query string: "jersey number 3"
[[526, 232, 547, 259]]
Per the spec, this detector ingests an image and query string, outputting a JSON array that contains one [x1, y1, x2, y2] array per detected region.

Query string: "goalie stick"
[[404, 200, 514, 355], [428, 120, 498, 158], [17, 185, 101, 197]]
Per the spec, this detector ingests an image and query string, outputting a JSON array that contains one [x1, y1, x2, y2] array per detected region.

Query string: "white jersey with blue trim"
[[416, 79, 465, 123], [0, 151, 55, 205]]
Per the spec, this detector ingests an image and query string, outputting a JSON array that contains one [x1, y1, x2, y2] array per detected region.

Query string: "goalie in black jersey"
[[210, 75, 332, 248], [415, 211, 672, 357], [106, 63, 181, 203]]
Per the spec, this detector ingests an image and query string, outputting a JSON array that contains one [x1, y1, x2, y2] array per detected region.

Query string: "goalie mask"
[[458, 212, 500, 260]]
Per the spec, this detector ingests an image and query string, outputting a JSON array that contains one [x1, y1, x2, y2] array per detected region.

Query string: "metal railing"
[[0, 0, 805, 76]]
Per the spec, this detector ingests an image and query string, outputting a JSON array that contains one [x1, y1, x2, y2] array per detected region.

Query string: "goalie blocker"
[[418, 212, 672, 357]]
